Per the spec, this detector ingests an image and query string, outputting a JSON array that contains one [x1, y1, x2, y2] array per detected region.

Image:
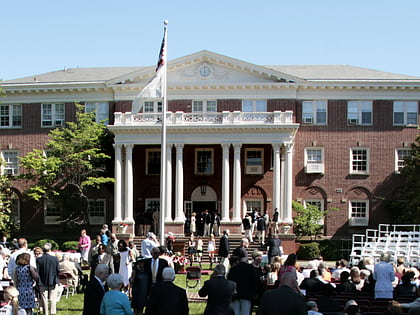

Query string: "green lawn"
[[56, 270, 209, 315]]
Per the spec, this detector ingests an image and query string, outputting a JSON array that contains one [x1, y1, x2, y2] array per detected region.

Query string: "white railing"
[[113, 110, 294, 126]]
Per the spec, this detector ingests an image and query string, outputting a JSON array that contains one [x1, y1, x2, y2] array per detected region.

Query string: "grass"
[[55, 266, 210, 315]]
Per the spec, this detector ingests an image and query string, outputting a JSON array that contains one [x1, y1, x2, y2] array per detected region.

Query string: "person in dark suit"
[[145, 267, 188, 315], [232, 238, 249, 260], [258, 271, 306, 315], [218, 230, 230, 269], [227, 257, 258, 315], [199, 264, 236, 315], [263, 234, 282, 263], [144, 247, 169, 291], [90, 243, 114, 279], [36, 243, 60, 315], [299, 270, 327, 296], [83, 264, 109, 315]]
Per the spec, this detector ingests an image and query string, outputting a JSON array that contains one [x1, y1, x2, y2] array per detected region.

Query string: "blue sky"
[[2, 0, 420, 80]]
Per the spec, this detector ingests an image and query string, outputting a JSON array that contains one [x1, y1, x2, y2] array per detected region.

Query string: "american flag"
[[132, 25, 167, 113]]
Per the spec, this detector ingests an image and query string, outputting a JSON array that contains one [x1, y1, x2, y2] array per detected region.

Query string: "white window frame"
[[245, 199, 263, 215], [347, 101, 372, 126], [304, 147, 324, 174], [144, 101, 163, 113], [44, 200, 62, 225], [88, 199, 106, 225], [146, 149, 161, 175], [195, 148, 214, 175], [304, 199, 325, 225], [393, 101, 418, 126], [350, 148, 370, 175], [245, 148, 264, 175], [184, 201, 192, 219], [145, 198, 160, 213], [85, 102, 109, 124], [348, 200, 369, 226], [1, 151, 19, 175], [0, 104, 22, 128], [395, 148, 412, 174], [302, 100, 327, 125], [192, 100, 217, 112], [242, 100, 267, 112], [41, 103, 65, 127]]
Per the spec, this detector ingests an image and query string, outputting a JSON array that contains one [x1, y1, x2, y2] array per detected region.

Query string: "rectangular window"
[[0, 104, 22, 128], [144, 101, 162, 113], [393, 101, 418, 125], [88, 199, 106, 224], [85, 102, 109, 124], [302, 100, 327, 125], [347, 101, 372, 125], [146, 149, 161, 175], [192, 100, 217, 112], [349, 200, 369, 226], [44, 201, 62, 225], [245, 148, 264, 174], [242, 100, 267, 112], [195, 149, 213, 175], [146, 199, 160, 213], [350, 148, 369, 174], [304, 148, 324, 174], [42, 103, 65, 127], [304, 199, 325, 225], [395, 148, 412, 173], [1, 151, 19, 175], [245, 199, 263, 215]]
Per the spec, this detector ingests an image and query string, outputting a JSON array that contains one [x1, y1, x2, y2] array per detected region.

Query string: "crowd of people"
[[3, 224, 420, 315]]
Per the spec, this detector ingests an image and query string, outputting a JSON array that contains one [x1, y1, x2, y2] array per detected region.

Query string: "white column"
[[124, 144, 134, 223], [283, 143, 294, 224], [165, 143, 173, 222], [280, 147, 285, 222], [174, 144, 184, 222], [272, 143, 281, 214], [221, 143, 230, 223], [232, 143, 242, 222], [113, 143, 123, 223]]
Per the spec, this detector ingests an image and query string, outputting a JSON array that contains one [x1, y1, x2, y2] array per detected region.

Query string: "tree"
[[0, 158, 19, 234], [20, 103, 115, 226], [292, 201, 335, 240], [395, 134, 420, 223]]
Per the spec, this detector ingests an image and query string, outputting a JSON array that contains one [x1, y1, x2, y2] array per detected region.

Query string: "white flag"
[[132, 26, 167, 113]]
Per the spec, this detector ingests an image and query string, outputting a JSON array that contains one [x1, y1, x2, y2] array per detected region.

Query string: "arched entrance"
[[191, 186, 217, 214]]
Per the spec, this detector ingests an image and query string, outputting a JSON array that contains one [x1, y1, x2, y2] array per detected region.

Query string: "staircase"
[[133, 235, 267, 263]]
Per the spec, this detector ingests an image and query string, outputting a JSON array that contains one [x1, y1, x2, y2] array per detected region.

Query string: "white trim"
[[302, 100, 327, 125], [0, 104, 22, 128], [395, 147, 411, 174], [245, 148, 264, 175], [41, 103, 65, 128], [304, 199, 325, 225], [1, 150, 19, 175], [192, 100, 217, 112], [349, 147, 370, 175], [347, 100, 373, 126], [348, 200, 369, 226], [393, 100, 418, 126], [304, 147, 324, 174]]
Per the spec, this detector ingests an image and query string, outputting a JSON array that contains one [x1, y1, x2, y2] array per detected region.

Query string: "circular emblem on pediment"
[[198, 64, 211, 78]]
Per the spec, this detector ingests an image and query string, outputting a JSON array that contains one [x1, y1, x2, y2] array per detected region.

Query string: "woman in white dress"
[[190, 213, 196, 236], [207, 234, 216, 270], [118, 240, 134, 290]]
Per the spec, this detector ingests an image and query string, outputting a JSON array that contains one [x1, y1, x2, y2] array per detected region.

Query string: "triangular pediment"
[[106, 50, 305, 88]]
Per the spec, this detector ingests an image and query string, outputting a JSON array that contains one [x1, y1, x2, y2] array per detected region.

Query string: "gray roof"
[[3, 63, 420, 85], [3, 67, 143, 84], [266, 65, 420, 81]]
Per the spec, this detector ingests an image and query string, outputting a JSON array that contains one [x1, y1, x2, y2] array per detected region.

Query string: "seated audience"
[[336, 271, 357, 293], [300, 270, 326, 296], [307, 300, 322, 315], [394, 271, 418, 299]]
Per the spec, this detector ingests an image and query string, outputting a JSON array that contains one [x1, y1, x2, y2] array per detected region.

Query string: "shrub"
[[296, 242, 320, 260], [33, 239, 60, 251], [61, 241, 79, 251], [319, 239, 342, 261]]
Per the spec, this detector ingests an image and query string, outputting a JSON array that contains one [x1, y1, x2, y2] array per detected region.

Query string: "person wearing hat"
[[36, 243, 60, 315]]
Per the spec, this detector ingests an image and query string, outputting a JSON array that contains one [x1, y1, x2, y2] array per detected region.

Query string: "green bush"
[[319, 239, 342, 261], [296, 242, 320, 260], [33, 239, 60, 251], [61, 241, 79, 251]]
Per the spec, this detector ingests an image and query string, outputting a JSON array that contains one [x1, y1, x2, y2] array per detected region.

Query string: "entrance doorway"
[[192, 201, 217, 214]]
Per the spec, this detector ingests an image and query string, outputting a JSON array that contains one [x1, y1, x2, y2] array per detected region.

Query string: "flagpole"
[[159, 20, 168, 245]]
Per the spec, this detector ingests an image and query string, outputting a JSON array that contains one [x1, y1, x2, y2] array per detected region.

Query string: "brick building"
[[1, 50, 419, 239]]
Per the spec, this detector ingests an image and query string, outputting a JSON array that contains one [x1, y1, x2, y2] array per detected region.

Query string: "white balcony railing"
[[113, 110, 294, 126]]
